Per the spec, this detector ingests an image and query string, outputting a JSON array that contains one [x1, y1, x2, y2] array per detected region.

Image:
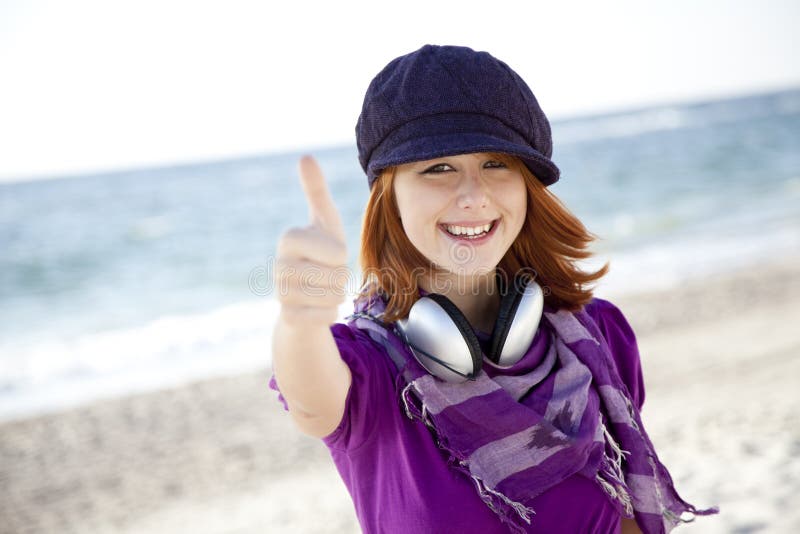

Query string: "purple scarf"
[[347, 289, 717, 533]]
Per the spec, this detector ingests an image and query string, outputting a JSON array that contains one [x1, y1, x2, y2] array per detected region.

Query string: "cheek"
[[401, 202, 438, 241], [395, 191, 416, 223], [395, 189, 428, 241], [516, 192, 528, 222], [397, 186, 443, 228], [506, 182, 528, 232]]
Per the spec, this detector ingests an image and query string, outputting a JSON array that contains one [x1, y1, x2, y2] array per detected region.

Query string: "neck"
[[419, 270, 500, 334]]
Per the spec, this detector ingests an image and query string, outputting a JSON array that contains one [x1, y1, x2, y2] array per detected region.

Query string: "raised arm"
[[271, 155, 352, 438]]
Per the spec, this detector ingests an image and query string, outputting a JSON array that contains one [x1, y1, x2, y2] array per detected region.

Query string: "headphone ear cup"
[[487, 280, 524, 364], [425, 293, 483, 376]]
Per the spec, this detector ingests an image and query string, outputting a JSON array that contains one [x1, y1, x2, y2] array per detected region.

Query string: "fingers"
[[298, 155, 346, 241], [277, 284, 347, 308], [273, 255, 348, 326], [274, 258, 350, 298], [277, 226, 348, 267], [274, 155, 349, 327], [274, 229, 350, 325]]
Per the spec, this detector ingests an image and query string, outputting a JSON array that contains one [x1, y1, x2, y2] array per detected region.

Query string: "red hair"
[[357, 153, 609, 322]]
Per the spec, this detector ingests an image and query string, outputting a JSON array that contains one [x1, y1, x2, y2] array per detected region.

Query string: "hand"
[[275, 156, 349, 326]]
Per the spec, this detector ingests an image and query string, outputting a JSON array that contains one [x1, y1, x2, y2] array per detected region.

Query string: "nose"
[[455, 170, 489, 209]]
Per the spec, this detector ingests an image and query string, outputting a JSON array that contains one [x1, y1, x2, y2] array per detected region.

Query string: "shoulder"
[[330, 321, 370, 348], [329, 321, 397, 384], [583, 298, 646, 410], [584, 298, 637, 344], [322, 321, 398, 450], [330, 321, 395, 367]]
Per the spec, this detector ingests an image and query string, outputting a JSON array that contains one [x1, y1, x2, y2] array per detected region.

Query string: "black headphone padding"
[[487, 279, 525, 365], [425, 293, 483, 375]]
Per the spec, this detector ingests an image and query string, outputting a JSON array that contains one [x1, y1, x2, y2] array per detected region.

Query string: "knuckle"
[[277, 226, 302, 245], [277, 227, 310, 254], [273, 258, 296, 280]]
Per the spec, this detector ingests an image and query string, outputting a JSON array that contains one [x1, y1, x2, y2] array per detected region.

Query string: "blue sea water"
[[1, 89, 799, 421]]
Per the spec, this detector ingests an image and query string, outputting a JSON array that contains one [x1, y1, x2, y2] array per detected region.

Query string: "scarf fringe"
[[470, 473, 536, 534], [646, 456, 720, 528], [602, 419, 630, 481], [595, 418, 635, 516], [401, 381, 535, 533], [400, 381, 419, 420], [596, 471, 634, 517]]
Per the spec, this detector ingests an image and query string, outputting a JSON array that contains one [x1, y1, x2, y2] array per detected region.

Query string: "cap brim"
[[368, 132, 560, 186]]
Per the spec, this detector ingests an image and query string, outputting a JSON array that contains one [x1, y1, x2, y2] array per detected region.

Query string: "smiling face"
[[392, 152, 527, 280]]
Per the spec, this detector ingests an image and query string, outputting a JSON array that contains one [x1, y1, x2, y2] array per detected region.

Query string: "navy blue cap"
[[356, 44, 560, 189]]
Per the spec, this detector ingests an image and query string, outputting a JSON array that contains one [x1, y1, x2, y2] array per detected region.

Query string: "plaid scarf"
[[347, 289, 717, 534]]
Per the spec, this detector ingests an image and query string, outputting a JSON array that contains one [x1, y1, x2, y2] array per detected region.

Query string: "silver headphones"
[[394, 276, 544, 383]]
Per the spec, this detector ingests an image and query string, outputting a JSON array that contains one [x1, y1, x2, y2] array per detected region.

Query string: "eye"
[[484, 160, 507, 169], [421, 163, 454, 174]]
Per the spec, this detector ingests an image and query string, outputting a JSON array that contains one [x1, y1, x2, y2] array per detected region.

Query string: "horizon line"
[[2, 83, 798, 186]]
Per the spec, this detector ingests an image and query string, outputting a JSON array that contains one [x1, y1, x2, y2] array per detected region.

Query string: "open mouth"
[[439, 219, 499, 241]]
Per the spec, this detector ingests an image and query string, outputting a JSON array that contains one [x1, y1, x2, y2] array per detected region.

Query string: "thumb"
[[298, 155, 346, 242]]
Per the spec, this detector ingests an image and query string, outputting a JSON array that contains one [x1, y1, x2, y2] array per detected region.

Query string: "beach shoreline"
[[2, 256, 799, 534]]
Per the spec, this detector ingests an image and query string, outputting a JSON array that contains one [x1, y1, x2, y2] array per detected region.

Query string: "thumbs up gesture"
[[275, 156, 349, 326]]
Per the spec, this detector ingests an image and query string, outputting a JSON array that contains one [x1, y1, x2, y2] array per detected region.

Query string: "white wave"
[[2, 209, 798, 422], [127, 214, 173, 240], [554, 89, 799, 145], [556, 108, 689, 144], [0, 295, 356, 422], [589, 222, 800, 299]]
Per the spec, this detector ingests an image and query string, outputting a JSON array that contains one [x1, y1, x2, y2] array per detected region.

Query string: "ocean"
[[1, 88, 798, 422]]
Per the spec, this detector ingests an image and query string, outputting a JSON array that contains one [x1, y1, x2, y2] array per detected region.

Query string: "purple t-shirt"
[[269, 298, 645, 533]]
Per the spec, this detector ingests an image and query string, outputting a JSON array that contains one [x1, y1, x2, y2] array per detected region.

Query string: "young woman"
[[269, 45, 716, 534]]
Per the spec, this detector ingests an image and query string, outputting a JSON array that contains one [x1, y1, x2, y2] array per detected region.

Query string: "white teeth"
[[444, 222, 494, 237]]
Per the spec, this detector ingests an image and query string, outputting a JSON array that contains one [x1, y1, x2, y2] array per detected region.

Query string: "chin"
[[438, 263, 499, 279]]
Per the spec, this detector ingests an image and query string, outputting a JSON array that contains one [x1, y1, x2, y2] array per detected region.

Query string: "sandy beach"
[[2, 257, 799, 534]]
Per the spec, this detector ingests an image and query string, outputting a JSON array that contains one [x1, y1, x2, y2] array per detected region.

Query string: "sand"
[[1, 257, 799, 534]]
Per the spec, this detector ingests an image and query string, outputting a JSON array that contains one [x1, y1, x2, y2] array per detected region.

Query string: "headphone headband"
[[396, 276, 544, 382]]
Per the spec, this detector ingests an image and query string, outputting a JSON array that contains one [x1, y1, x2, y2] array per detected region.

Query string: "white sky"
[[1, 0, 798, 182]]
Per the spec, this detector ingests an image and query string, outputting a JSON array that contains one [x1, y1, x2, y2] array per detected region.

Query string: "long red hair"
[[357, 153, 609, 322]]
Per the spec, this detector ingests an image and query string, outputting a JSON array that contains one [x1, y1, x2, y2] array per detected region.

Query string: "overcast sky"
[[1, 0, 798, 182]]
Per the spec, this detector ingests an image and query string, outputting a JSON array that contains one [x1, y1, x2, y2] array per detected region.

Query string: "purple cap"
[[355, 44, 560, 188]]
